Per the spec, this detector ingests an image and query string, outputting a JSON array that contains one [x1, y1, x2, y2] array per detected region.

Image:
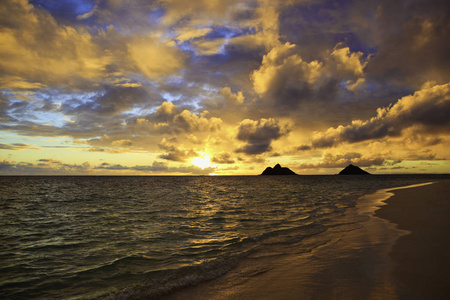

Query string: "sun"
[[191, 153, 213, 169]]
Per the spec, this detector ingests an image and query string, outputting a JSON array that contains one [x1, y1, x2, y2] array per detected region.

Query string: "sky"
[[0, 0, 449, 175]]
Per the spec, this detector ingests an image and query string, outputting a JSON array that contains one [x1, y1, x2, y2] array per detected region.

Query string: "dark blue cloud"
[[279, 0, 378, 60], [148, 8, 165, 22], [205, 26, 254, 39], [31, 0, 95, 22]]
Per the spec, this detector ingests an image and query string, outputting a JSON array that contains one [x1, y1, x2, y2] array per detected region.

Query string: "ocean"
[[1, 175, 449, 299]]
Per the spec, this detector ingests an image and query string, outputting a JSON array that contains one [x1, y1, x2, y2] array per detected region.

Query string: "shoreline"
[[375, 180, 450, 299], [156, 181, 450, 299]]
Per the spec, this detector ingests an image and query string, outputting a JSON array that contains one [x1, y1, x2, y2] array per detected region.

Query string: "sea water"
[[1, 175, 448, 299]]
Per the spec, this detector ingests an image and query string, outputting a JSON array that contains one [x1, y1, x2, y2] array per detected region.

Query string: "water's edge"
[[1, 176, 448, 299], [105, 181, 440, 299]]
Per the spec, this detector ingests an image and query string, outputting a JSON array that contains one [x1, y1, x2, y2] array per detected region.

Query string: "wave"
[[100, 221, 330, 299], [101, 257, 240, 299], [3, 175, 447, 299]]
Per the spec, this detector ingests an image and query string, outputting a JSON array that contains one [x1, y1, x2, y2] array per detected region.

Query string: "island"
[[339, 164, 370, 175], [261, 164, 297, 175]]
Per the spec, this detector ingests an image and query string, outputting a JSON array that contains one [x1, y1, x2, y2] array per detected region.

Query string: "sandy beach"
[[376, 180, 450, 299], [157, 180, 450, 300]]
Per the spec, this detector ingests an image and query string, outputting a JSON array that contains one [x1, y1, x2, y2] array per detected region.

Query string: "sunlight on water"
[[0, 175, 448, 299]]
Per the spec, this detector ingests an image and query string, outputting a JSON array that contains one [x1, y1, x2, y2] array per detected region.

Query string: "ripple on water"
[[0, 174, 448, 299]]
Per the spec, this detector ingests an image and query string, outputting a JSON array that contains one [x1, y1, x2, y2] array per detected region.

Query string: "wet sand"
[[376, 180, 450, 299], [158, 181, 450, 300]]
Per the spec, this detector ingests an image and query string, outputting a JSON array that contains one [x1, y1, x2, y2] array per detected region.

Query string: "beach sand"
[[158, 181, 450, 300], [375, 180, 450, 299]]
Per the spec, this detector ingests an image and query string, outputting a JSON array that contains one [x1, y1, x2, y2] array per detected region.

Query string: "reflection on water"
[[0, 175, 448, 299]]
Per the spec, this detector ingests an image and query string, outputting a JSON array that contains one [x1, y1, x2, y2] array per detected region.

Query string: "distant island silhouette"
[[339, 164, 370, 175], [261, 164, 297, 175]]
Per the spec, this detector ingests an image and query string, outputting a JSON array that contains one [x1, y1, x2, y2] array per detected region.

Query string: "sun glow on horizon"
[[190, 153, 214, 169]]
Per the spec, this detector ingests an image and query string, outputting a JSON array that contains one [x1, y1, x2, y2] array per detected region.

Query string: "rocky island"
[[261, 164, 297, 175], [339, 164, 370, 175]]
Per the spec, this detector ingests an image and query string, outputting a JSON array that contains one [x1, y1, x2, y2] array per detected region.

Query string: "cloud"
[[0, 0, 112, 89], [62, 86, 155, 116], [0, 96, 224, 155], [366, 0, 450, 86], [219, 87, 245, 105], [0, 157, 214, 175], [0, 157, 92, 174], [37, 158, 63, 164], [211, 152, 235, 164], [276, 0, 449, 88], [236, 118, 290, 154], [0, 93, 11, 121], [173, 110, 222, 132], [148, 101, 178, 124], [250, 42, 369, 113], [251, 42, 323, 95], [95, 161, 169, 172], [94, 161, 216, 175], [345, 78, 366, 92], [87, 147, 131, 154], [297, 145, 312, 151], [176, 27, 213, 43], [0, 0, 187, 91], [311, 82, 450, 148], [161, 1, 285, 57], [74, 0, 157, 29], [1, 0, 449, 175], [139, 101, 223, 134], [299, 152, 388, 169], [158, 0, 244, 26], [111, 139, 133, 147], [126, 37, 186, 79], [158, 138, 198, 162], [0, 158, 14, 170], [327, 44, 368, 77], [0, 143, 37, 150], [240, 155, 266, 164], [190, 37, 228, 56]]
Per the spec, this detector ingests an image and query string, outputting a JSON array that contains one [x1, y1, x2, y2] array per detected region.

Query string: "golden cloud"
[[311, 82, 450, 148]]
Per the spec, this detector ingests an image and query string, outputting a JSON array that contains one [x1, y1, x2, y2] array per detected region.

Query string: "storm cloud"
[[236, 118, 290, 155], [312, 82, 450, 148]]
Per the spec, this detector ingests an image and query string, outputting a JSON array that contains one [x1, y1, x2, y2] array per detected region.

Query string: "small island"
[[339, 164, 370, 175], [261, 164, 297, 175]]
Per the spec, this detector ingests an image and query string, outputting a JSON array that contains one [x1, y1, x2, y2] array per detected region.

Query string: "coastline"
[[375, 180, 450, 299], [156, 181, 450, 300]]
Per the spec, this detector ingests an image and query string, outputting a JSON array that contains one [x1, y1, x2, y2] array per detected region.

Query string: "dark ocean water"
[[1, 175, 449, 299]]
